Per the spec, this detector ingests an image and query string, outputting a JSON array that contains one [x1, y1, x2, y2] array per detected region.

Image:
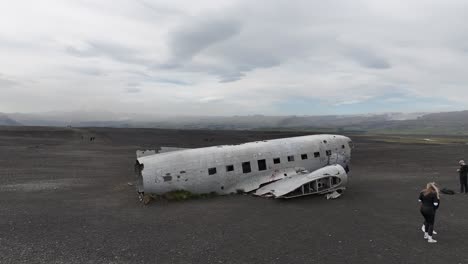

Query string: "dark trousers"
[[460, 175, 468, 193], [421, 207, 436, 236]]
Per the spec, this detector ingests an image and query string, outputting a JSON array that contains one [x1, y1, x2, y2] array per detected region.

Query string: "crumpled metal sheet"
[[254, 164, 347, 198], [326, 190, 342, 199]]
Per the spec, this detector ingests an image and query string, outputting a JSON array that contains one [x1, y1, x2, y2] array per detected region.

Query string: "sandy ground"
[[1, 126, 468, 264]]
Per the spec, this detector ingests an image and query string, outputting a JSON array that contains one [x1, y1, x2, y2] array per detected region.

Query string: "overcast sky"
[[1, 0, 468, 116]]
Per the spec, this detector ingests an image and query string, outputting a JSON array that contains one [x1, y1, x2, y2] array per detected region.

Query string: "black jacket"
[[460, 164, 468, 177], [419, 191, 440, 210]]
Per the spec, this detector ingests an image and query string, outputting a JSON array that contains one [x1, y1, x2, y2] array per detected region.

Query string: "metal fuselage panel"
[[137, 134, 352, 195]]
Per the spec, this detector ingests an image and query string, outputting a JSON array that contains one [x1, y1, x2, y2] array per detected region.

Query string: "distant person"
[[457, 160, 468, 193], [418, 182, 440, 243]]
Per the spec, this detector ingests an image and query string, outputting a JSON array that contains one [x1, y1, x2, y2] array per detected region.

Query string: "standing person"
[[418, 182, 440, 243], [458, 160, 468, 194]]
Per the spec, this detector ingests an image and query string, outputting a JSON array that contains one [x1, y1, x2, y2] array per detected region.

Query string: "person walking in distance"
[[458, 160, 468, 194], [418, 182, 440, 243]]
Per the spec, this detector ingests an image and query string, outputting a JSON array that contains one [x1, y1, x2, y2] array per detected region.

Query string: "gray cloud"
[[156, 78, 189, 85], [66, 41, 150, 66], [68, 67, 104, 76], [127, 82, 139, 87], [2, 0, 468, 115], [0, 76, 18, 88], [159, 5, 342, 82], [206, 42, 286, 82], [135, 0, 186, 19], [199, 96, 224, 103], [125, 87, 141, 93], [166, 18, 242, 65], [218, 72, 245, 83], [346, 47, 391, 69], [126, 70, 191, 85]]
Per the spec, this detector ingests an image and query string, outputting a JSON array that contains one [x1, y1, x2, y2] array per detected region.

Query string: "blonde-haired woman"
[[418, 182, 440, 243]]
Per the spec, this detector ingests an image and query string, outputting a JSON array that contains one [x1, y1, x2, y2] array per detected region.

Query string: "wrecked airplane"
[[134, 135, 353, 199]]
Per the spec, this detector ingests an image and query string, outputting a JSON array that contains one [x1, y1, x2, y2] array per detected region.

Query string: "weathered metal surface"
[[135, 134, 352, 198], [136, 147, 191, 158], [158, 147, 191, 154]]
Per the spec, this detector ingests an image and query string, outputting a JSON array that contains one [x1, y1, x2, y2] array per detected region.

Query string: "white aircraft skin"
[[135, 134, 352, 199]]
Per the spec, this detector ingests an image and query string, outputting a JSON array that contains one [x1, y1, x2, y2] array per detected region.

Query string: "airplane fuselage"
[[136, 135, 352, 196]]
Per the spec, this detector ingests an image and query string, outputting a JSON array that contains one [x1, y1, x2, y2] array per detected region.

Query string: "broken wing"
[[254, 165, 348, 199]]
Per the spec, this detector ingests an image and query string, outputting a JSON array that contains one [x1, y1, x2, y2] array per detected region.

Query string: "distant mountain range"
[[2, 110, 468, 135], [0, 113, 21, 126]]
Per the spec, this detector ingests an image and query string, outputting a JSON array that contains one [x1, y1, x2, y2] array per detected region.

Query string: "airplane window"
[[226, 165, 234, 172], [326, 150, 332, 156], [208, 167, 217, 175], [287, 155, 295, 162], [273, 157, 280, 164], [257, 159, 267, 171], [314, 152, 320, 158], [242, 162, 251, 173], [301, 154, 308, 160]]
